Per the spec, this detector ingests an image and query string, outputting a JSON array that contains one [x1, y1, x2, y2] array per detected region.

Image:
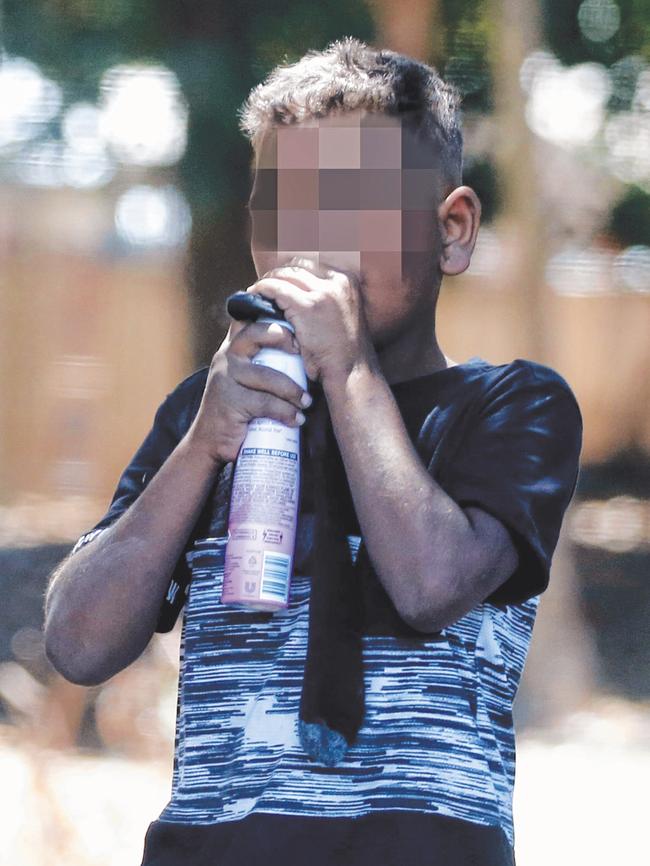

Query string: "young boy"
[[44, 38, 582, 866]]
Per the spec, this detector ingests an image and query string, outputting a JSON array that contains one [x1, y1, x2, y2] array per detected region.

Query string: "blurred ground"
[[1, 694, 647, 866], [513, 696, 649, 864]]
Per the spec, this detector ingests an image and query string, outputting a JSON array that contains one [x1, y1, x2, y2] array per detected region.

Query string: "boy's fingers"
[[228, 320, 298, 358], [235, 362, 309, 411], [225, 320, 246, 343]]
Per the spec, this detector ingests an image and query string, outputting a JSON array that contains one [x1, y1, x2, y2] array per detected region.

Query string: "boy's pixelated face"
[[247, 108, 452, 345]]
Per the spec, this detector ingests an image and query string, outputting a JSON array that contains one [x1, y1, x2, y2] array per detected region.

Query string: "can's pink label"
[[222, 436, 300, 610]]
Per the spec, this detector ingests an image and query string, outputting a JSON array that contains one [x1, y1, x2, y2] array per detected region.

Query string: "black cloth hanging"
[[296, 382, 433, 765], [297, 382, 366, 765]]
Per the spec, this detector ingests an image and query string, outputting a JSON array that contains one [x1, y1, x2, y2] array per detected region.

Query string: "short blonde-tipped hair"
[[238, 36, 463, 190]]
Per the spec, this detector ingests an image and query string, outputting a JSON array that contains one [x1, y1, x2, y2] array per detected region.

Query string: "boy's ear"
[[437, 186, 481, 276]]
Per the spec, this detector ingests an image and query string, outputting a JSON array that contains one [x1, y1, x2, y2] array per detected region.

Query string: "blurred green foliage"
[[7, 0, 649, 215], [543, 0, 650, 66], [463, 156, 501, 222], [441, 0, 495, 112], [4, 0, 375, 213], [607, 185, 650, 247]]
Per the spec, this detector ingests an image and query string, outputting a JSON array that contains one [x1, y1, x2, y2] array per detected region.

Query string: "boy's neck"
[[376, 330, 454, 386]]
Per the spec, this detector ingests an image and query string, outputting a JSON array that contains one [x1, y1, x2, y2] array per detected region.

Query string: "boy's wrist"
[[320, 355, 384, 404], [320, 341, 382, 394], [180, 426, 226, 474]]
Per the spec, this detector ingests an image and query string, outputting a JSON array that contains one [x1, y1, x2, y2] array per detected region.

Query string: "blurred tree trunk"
[[366, 0, 444, 65], [164, 2, 258, 369], [487, 0, 597, 727], [187, 208, 254, 366], [488, 0, 548, 360]]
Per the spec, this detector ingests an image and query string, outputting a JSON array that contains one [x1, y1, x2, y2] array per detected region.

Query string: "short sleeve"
[[69, 370, 208, 632], [441, 360, 583, 606]]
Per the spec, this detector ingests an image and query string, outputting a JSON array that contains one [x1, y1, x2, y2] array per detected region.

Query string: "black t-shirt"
[[71, 355, 582, 866], [388, 357, 583, 606]]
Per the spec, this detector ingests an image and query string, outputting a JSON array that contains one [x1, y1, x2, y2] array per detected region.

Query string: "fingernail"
[[300, 392, 312, 408], [295, 411, 306, 425]]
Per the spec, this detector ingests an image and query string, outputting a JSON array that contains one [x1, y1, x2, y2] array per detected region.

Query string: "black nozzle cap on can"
[[226, 291, 285, 322]]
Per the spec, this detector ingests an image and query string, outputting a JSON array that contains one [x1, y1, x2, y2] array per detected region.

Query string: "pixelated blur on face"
[[247, 108, 445, 289]]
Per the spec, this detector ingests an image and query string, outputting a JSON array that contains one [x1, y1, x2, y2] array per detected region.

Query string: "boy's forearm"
[[322, 362, 475, 630], [44, 432, 223, 686]]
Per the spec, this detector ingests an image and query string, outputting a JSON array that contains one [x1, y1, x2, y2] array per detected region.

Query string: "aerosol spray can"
[[221, 291, 308, 611]]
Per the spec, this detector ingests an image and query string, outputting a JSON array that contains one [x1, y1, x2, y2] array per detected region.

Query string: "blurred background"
[[1, 1, 649, 864]]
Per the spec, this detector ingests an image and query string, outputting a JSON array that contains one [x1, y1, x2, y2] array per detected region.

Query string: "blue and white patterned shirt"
[[158, 532, 538, 849]]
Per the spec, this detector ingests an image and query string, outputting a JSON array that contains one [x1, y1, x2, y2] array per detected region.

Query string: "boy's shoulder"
[[170, 365, 211, 398], [155, 366, 210, 435], [164, 365, 210, 406], [465, 356, 578, 402]]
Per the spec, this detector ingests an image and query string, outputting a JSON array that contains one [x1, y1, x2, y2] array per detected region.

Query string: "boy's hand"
[[247, 256, 379, 384], [186, 318, 311, 465]]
